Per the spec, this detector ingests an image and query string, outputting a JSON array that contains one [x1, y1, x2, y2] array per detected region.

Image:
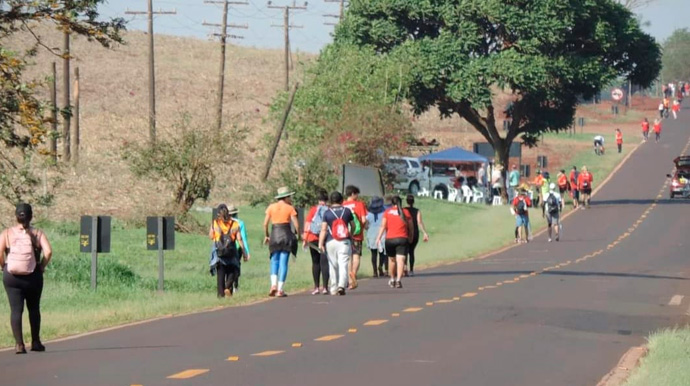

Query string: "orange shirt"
[[557, 174, 568, 188], [343, 199, 368, 242], [653, 123, 662, 133], [616, 131, 623, 145], [641, 121, 649, 132], [266, 200, 297, 224], [533, 174, 544, 187], [210, 219, 240, 242], [384, 207, 412, 240], [577, 172, 593, 191]]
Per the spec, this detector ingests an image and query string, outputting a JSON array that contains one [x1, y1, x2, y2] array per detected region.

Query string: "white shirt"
[[544, 191, 562, 214], [594, 135, 604, 143]]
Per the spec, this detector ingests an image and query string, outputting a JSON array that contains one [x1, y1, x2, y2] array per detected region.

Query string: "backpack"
[[516, 198, 527, 215], [309, 205, 328, 235], [351, 212, 362, 237], [5, 228, 40, 275], [328, 208, 350, 241], [547, 194, 560, 214], [215, 221, 238, 259]]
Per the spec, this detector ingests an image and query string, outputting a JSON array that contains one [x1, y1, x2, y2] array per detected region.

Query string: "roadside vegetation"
[[625, 328, 690, 386]]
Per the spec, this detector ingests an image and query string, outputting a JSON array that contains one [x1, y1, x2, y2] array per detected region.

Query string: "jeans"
[[326, 239, 351, 293], [270, 251, 290, 283]]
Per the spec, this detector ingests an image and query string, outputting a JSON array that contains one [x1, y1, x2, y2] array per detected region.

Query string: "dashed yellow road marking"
[[227, 356, 239, 361], [167, 369, 209, 379], [462, 292, 478, 298], [453, 297, 461, 300], [504, 280, 516, 284], [315, 335, 344, 342], [478, 287, 485, 291], [392, 313, 400, 317], [403, 307, 423, 313], [496, 282, 503, 286], [252, 350, 285, 357], [435, 299, 454, 304], [364, 320, 389, 326], [348, 328, 358, 333], [426, 302, 434, 306], [292, 343, 302, 348], [484, 286, 497, 289], [519, 275, 530, 279]]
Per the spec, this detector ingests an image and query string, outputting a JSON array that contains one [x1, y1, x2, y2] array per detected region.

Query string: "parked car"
[[667, 155, 690, 198], [384, 156, 428, 195]]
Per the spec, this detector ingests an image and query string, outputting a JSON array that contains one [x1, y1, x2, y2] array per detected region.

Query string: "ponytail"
[[391, 195, 407, 222]]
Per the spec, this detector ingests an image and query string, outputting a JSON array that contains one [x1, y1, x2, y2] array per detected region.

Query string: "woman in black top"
[[404, 195, 429, 276]]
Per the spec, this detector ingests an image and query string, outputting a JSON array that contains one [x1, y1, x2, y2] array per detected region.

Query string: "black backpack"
[[516, 198, 527, 215], [215, 221, 238, 259], [547, 194, 559, 214]]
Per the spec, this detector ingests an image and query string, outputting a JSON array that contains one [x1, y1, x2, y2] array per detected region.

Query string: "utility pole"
[[323, 0, 347, 25], [62, 31, 71, 162], [125, 2, 176, 144], [49, 62, 58, 163], [203, 0, 248, 132], [268, 1, 307, 92], [72, 67, 80, 165]]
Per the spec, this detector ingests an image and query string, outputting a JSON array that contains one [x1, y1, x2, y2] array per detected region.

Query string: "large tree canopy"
[[334, 0, 661, 170], [661, 28, 690, 83]]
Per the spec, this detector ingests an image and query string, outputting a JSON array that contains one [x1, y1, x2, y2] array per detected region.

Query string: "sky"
[[98, 0, 690, 54]]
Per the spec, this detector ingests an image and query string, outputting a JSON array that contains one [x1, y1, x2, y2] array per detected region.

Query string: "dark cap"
[[15, 203, 32, 218]]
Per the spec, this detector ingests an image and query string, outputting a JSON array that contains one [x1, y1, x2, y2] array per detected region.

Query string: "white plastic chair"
[[433, 190, 443, 199], [472, 187, 485, 203], [447, 186, 459, 202], [461, 185, 473, 203], [492, 195, 503, 205], [418, 187, 430, 197]]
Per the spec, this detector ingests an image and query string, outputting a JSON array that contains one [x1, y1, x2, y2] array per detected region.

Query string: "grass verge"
[[624, 328, 690, 386], [0, 138, 634, 348]]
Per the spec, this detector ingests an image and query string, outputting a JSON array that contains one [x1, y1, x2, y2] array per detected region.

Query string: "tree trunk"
[[493, 139, 511, 200]]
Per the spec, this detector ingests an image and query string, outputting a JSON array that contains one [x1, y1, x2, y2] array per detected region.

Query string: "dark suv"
[[668, 156, 690, 198]]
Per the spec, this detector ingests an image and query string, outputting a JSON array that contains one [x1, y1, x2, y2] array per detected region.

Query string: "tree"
[[335, 0, 661, 191], [661, 29, 690, 83], [616, 0, 658, 10], [0, 1, 125, 205]]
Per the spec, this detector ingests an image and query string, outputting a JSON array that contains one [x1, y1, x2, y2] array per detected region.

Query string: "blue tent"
[[418, 147, 488, 164]]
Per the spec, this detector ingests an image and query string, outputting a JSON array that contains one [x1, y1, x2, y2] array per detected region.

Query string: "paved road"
[[2, 116, 690, 386]]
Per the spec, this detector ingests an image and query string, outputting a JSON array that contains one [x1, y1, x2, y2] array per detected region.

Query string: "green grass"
[[625, 328, 690, 386], [0, 139, 635, 348]]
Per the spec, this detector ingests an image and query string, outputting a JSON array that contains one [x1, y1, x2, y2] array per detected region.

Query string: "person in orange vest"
[[531, 171, 544, 206], [556, 169, 568, 196], [641, 118, 649, 141], [663, 97, 670, 118], [577, 166, 593, 209], [653, 119, 662, 143], [615, 128, 623, 153], [569, 166, 579, 209]]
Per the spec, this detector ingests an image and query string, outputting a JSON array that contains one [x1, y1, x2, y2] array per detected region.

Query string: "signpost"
[[611, 88, 623, 115], [146, 217, 175, 291], [80, 216, 111, 290]]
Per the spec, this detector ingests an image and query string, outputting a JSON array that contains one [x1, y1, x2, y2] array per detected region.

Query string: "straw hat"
[[275, 186, 295, 199], [227, 205, 239, 215]]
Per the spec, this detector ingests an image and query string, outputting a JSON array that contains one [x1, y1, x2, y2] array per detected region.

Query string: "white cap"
[[549, 182, 556, 190]]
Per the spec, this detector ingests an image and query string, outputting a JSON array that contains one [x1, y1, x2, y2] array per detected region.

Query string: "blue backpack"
[[309, 205, 328, 234]]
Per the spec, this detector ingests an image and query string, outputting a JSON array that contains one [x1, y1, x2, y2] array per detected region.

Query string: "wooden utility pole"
[[72, 67, 80, 165], [125, 2, 176, 144], [263, 82, 299, 181], [62, 32, 71, 162], [323, 0, 347, 25], [49, 62, 58, 163], [203, 0, 248, 132], [268, 1, 307, 92]]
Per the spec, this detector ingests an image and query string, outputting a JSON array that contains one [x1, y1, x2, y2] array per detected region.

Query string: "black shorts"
[[594, 140, 603, 147], [351, 240, 363, 256], [572, 190, 580, 200], [385, 238, 409, 258], [581, 188, 592, 195]]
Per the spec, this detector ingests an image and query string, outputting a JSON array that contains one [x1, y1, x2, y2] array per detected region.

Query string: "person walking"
[[658, 101, 665, 119], [508, 164, 520, 202], [228, 205, 250, 293], [531, 170, 544, 207], [641, 118, 650, 141], [511, 189, 532, 244], [263, 187, 299, 297], [578, 166, 593, 209], [556, 169, 568, 196], [319, 191, 355, 296], [209, 204, 247, 298], [375, 196, 413, 289], [303, 190, 330, 295], [544, 183, 563, 242], [404, 195, 429, 277], [539, 171, 552, 217], [569, 166, 580, 209], [343, 185, 367, 290], [615, 129, 623, 154], [672, 99, 681, 119], [365, 196, 387, 278], [0, 203, 52, 354], [653, 119, 662, 143], [663, 97, 670, 119]]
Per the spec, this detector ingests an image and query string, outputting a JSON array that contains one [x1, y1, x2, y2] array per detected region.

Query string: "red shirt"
[[384, 207, 411, 240], [512, 195, 532, 217], [303, 205, 321, 243], [641, 121, 649, 132], [653, 122, 662, 133], [578, 172, 593, 190], [616, 131, 623, 145], [343, 199, 367, 241], [673, 103, 680, 112], [569, 170, 578, 190]]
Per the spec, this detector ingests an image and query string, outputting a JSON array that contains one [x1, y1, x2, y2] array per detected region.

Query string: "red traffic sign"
[[611, 88, 624, 101]]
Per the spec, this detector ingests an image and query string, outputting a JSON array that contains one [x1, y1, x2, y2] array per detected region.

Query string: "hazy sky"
[[99, 0, 689, 54]]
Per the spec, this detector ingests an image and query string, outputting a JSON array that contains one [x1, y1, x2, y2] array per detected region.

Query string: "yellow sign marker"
[[462, 292, 477, 298], [391, 313, 400, 317], [227, 356, 239, 361], [252, 350, 285, 357], [364, 320, 388, 326], [348, 328, 358, 333], [167, 369, 209, 379], [403, 307, 423, 312], [315, 335, 344, 341], [292, 343, 303, 348]]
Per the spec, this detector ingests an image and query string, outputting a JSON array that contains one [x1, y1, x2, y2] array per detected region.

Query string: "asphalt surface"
[[2, 115, 690, 386]]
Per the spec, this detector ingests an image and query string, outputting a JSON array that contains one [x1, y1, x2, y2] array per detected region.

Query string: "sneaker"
[[277, 290, 288, 298], [388, 279, 395, 288], [30, 342, 45, 352], [15, 344, 26, 354], [395, 281, 403, 289], [548, 238, 552, 243], [321, 288, 329, 295], [311, 288, 320, 295], [268, 286, 277, 297], [224, 288, 232, 297], [337, 287, 346, 296], [409, 271, 415, 277], [556, 236, 560, 242]]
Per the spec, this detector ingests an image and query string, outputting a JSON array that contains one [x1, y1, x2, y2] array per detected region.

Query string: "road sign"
[[80, 216, 111, 290], [611, 88, 624, 102], [146, 216, 175, 292]]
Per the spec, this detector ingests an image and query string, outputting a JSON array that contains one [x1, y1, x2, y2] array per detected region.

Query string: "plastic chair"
[[461, 185, 473, 203], [492, 195, 503, 205], [472, 187, 485, 203], [433, 190, 443, 199], [418, 187, 430, 197], [447, 186, 459, 202]]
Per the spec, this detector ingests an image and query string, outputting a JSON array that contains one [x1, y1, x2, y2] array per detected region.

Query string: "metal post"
[[49, 62, 58, 162], [91, 216, 98, 290], [157, 216, 164, 291], [283, 7, 289, 92], [147, 0, 157, 143], [62, 31, 71, 161], [216, 0, 229, 132]]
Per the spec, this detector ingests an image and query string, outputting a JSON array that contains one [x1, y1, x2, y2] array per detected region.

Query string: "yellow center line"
[[227, 356, 239, 361], [403, 307, 423, 312], [435, 299, 454, 304], [315, 335, 344, 341], [348, 328, 358, 333], [426, 302, 434, 306], [483, 285, 497, 289], [462, 292, 478, 298], [453, 297, 461, 300], [392, 313, 400, 317], [292, 343, 302, 348], [364, 320, 389, 326], [251, 350, 285, 357], [167, 369, 209, 379]]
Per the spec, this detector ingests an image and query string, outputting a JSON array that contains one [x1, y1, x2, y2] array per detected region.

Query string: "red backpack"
[[329, 208, 350, 241], [5, 227, 40, 275]]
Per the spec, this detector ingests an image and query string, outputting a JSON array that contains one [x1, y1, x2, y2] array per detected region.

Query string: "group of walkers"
[[641, 117, 663, 143]]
